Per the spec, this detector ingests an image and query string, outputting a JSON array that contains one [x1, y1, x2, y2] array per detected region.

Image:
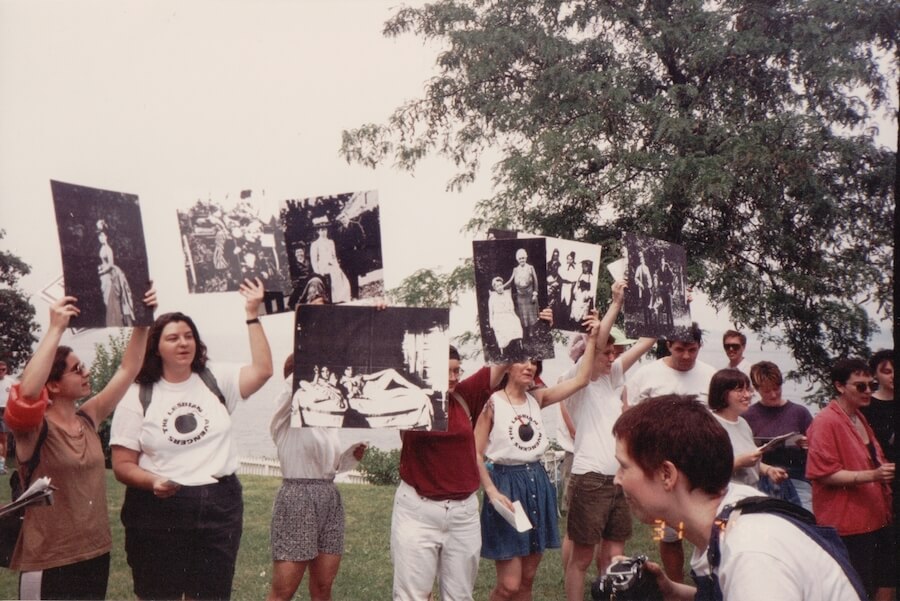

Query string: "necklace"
[[503, 389, 535, 442], [837, 400, 859, 424]]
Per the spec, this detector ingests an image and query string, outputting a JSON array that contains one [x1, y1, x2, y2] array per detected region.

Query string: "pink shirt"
[[806, 401, 892, 536]]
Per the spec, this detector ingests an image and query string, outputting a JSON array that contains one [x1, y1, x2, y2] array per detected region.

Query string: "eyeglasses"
[[68, 362, 87, 375], [723, 344, 742, 352], [849, 381, 876, 393], [449, 367, 464, 377]]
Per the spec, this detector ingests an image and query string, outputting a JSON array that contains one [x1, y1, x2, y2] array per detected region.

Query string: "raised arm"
[[18, 296, 80, 400], [534, 311, 601, 407], [238, 278, 274, 398], [594, 280, 626, 351], [81, 287, 158, 426], [620, 337, 657, 373]]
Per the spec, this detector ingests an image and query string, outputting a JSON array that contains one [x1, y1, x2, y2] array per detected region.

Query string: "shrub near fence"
[[357, 447, 401, 486]]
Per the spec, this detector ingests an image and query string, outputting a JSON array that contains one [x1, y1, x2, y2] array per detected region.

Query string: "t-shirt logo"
[[162, 401, 211, 445], [506, 415, 543, 452]]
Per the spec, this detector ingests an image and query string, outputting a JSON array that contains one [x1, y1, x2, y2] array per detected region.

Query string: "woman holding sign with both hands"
[[110, 278, 273, 601], [474, 310, 600, 601], [4, 286, 157, 600]]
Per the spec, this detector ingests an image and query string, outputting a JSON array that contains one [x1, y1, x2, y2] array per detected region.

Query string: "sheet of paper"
[[491, 499, 533, 533], [171, 475, 218, 487], [607, 258, 626, 282], [756, 431, 800, 453]]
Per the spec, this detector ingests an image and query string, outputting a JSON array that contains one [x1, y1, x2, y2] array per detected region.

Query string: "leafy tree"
[[0, 230, 39, 371], [88, 331, 129, 468], [342, 0, 897, 390]]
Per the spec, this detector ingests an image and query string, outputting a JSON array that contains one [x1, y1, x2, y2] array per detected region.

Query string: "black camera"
[[590, 554, 663, 601]]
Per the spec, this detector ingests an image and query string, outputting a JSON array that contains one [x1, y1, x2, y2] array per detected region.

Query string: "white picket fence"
[[237, 456, 367, 484], [237, 450, 564, 486]]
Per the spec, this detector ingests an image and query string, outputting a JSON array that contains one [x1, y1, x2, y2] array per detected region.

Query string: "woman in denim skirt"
[[474, 311, 600, 601]]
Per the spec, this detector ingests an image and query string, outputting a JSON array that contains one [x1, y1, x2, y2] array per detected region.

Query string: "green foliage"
[[389, 258, 475, 308], [0, 230, 39, 371], [88, 331, 129, 468], [356, 446, 401, 486], [342, 0, 897, 390]]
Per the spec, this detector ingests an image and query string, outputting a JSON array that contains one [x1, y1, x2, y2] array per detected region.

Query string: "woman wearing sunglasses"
[[807, 357, 895, 601], [474, 311, 600, 601], [3, 289, 157, 600]]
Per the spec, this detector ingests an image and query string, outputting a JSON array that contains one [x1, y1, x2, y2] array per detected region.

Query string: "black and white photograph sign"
[[280, 190, 383, 308], [291, 305, 448, 430], [50, 180, 154, 328], [176, 190, 291, 306], [473, 238, 554, 363], [544, 237, 602, 332], [623, 233, 691, 339]]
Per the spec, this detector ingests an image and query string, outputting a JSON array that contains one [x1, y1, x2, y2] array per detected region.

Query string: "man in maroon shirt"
[[391, 345, 505, 600]]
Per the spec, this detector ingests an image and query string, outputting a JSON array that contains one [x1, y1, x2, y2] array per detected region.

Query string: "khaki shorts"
[[566, 472, 632, 545]]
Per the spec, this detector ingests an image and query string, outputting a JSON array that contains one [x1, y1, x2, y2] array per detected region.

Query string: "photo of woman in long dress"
[[310, 219, 352, 304], [488, 276, 524, 359], [96, 219, 135, 327], [505, 248, 539, 341]]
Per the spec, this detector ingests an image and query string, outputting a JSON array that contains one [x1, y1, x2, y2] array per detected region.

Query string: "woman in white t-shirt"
[[110, 278, 273, 601], [708, 368, 788, 487]]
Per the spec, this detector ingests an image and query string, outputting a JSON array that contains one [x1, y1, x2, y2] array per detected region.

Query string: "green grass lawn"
[[0, 472, 689, 599]]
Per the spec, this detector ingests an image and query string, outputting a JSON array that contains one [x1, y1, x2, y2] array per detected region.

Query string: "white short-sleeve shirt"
[[110, 363, 243, 485], [561, 359, 624, 476], [626, 358, 716, 405], [691, 483, 864, 601]]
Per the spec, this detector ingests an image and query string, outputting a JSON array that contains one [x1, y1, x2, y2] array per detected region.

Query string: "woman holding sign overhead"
[[110, 278, 273, 601], [474, 311, 600, 601], [4, 287, 156, 600]]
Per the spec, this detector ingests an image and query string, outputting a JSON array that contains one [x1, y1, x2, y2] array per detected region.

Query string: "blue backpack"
[[692, 496, 867, 601]]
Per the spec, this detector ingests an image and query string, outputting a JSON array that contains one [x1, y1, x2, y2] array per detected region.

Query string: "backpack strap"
[[450, 391, 472, 425], [198, 367, 227, 407], [139, 368, 227, 415], [706, 496, 867, 601], [17, 420, 50, 491], [138, 382, 153, 415]]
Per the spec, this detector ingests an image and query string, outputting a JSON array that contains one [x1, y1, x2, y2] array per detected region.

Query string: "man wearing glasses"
[[722, 330, 751, 377], [807, 357, 896, 600]]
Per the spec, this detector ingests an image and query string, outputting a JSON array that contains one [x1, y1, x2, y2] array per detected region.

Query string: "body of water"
[[231, 329, 834, 458]]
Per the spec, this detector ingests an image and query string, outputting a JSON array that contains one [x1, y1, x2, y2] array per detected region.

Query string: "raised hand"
[[239, 277, 265, 317], [49, 296, 80, 330]]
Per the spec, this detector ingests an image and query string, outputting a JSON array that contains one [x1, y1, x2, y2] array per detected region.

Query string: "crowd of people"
[[0, 275, 894, 601]]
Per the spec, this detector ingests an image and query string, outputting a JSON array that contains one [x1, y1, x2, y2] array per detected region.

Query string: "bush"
[[357, 447, 401, 486]]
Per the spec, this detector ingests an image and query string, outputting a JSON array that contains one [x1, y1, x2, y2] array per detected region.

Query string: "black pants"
[[842, 526, 896, 598], [122, 475, 243, 600], [19, 552, 110, 600]]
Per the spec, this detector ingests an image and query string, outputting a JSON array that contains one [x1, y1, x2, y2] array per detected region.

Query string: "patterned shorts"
[[270, 478, 345, 562]]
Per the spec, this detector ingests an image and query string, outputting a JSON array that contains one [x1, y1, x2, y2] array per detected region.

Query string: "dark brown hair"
[[47, 345, 74, 383], [722, 329, 746, 346], [708, 368, 751, 412], [612, 394, 732, 495], [136, 312, 208, 384]]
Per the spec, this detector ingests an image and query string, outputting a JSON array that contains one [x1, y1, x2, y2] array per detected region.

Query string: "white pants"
[[391, 480, 481, 601]]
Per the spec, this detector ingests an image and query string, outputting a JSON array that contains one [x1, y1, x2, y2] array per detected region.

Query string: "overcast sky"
[[0, 0, 892, 380]]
